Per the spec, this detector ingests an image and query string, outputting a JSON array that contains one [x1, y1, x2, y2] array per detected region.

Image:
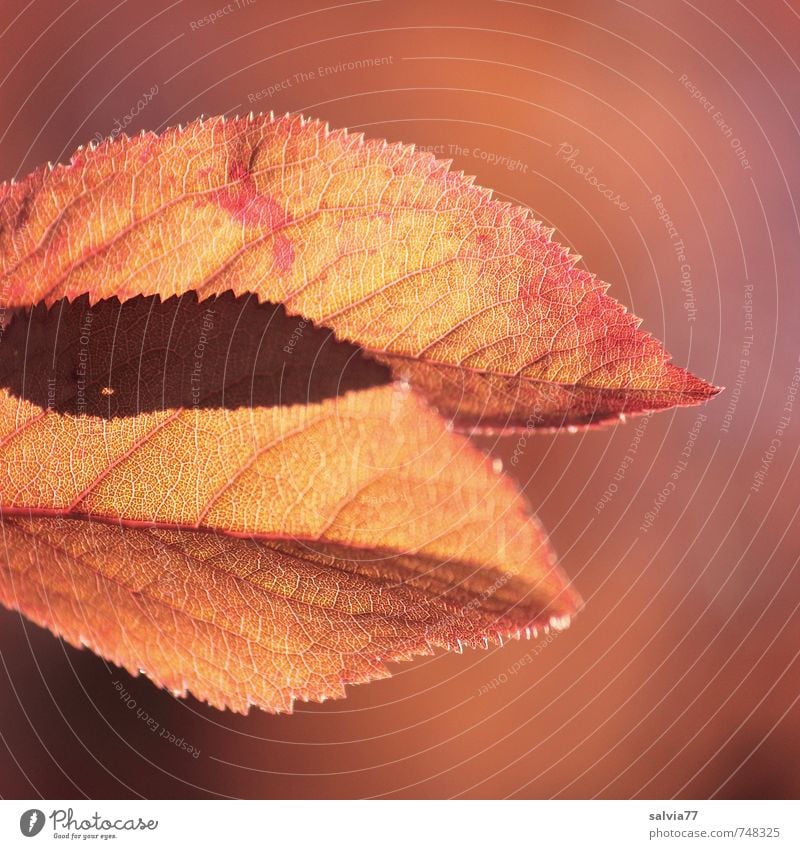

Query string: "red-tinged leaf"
[[0, 113, 719, 431]]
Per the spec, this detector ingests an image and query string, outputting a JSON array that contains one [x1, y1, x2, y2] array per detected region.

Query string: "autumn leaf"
[[0, 114, 719, 713], [0, 113, 718, 431], [1, 520, 574, 713], [0, 293, 576, 712]]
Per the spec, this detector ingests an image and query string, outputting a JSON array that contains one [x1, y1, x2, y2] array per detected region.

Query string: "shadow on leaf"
[[0, 291, 391, 417]]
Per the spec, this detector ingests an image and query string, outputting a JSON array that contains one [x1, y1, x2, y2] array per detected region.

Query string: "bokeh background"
[[1, 0, 798, 799]]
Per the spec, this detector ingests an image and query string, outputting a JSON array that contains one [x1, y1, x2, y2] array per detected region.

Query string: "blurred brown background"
[[1, 0, 798, 799]]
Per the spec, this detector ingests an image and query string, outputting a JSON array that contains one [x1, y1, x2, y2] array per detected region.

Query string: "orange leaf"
[[1, 520, 573, 713], [0, 114, 719, 430], [0, 294, 577, 712]]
